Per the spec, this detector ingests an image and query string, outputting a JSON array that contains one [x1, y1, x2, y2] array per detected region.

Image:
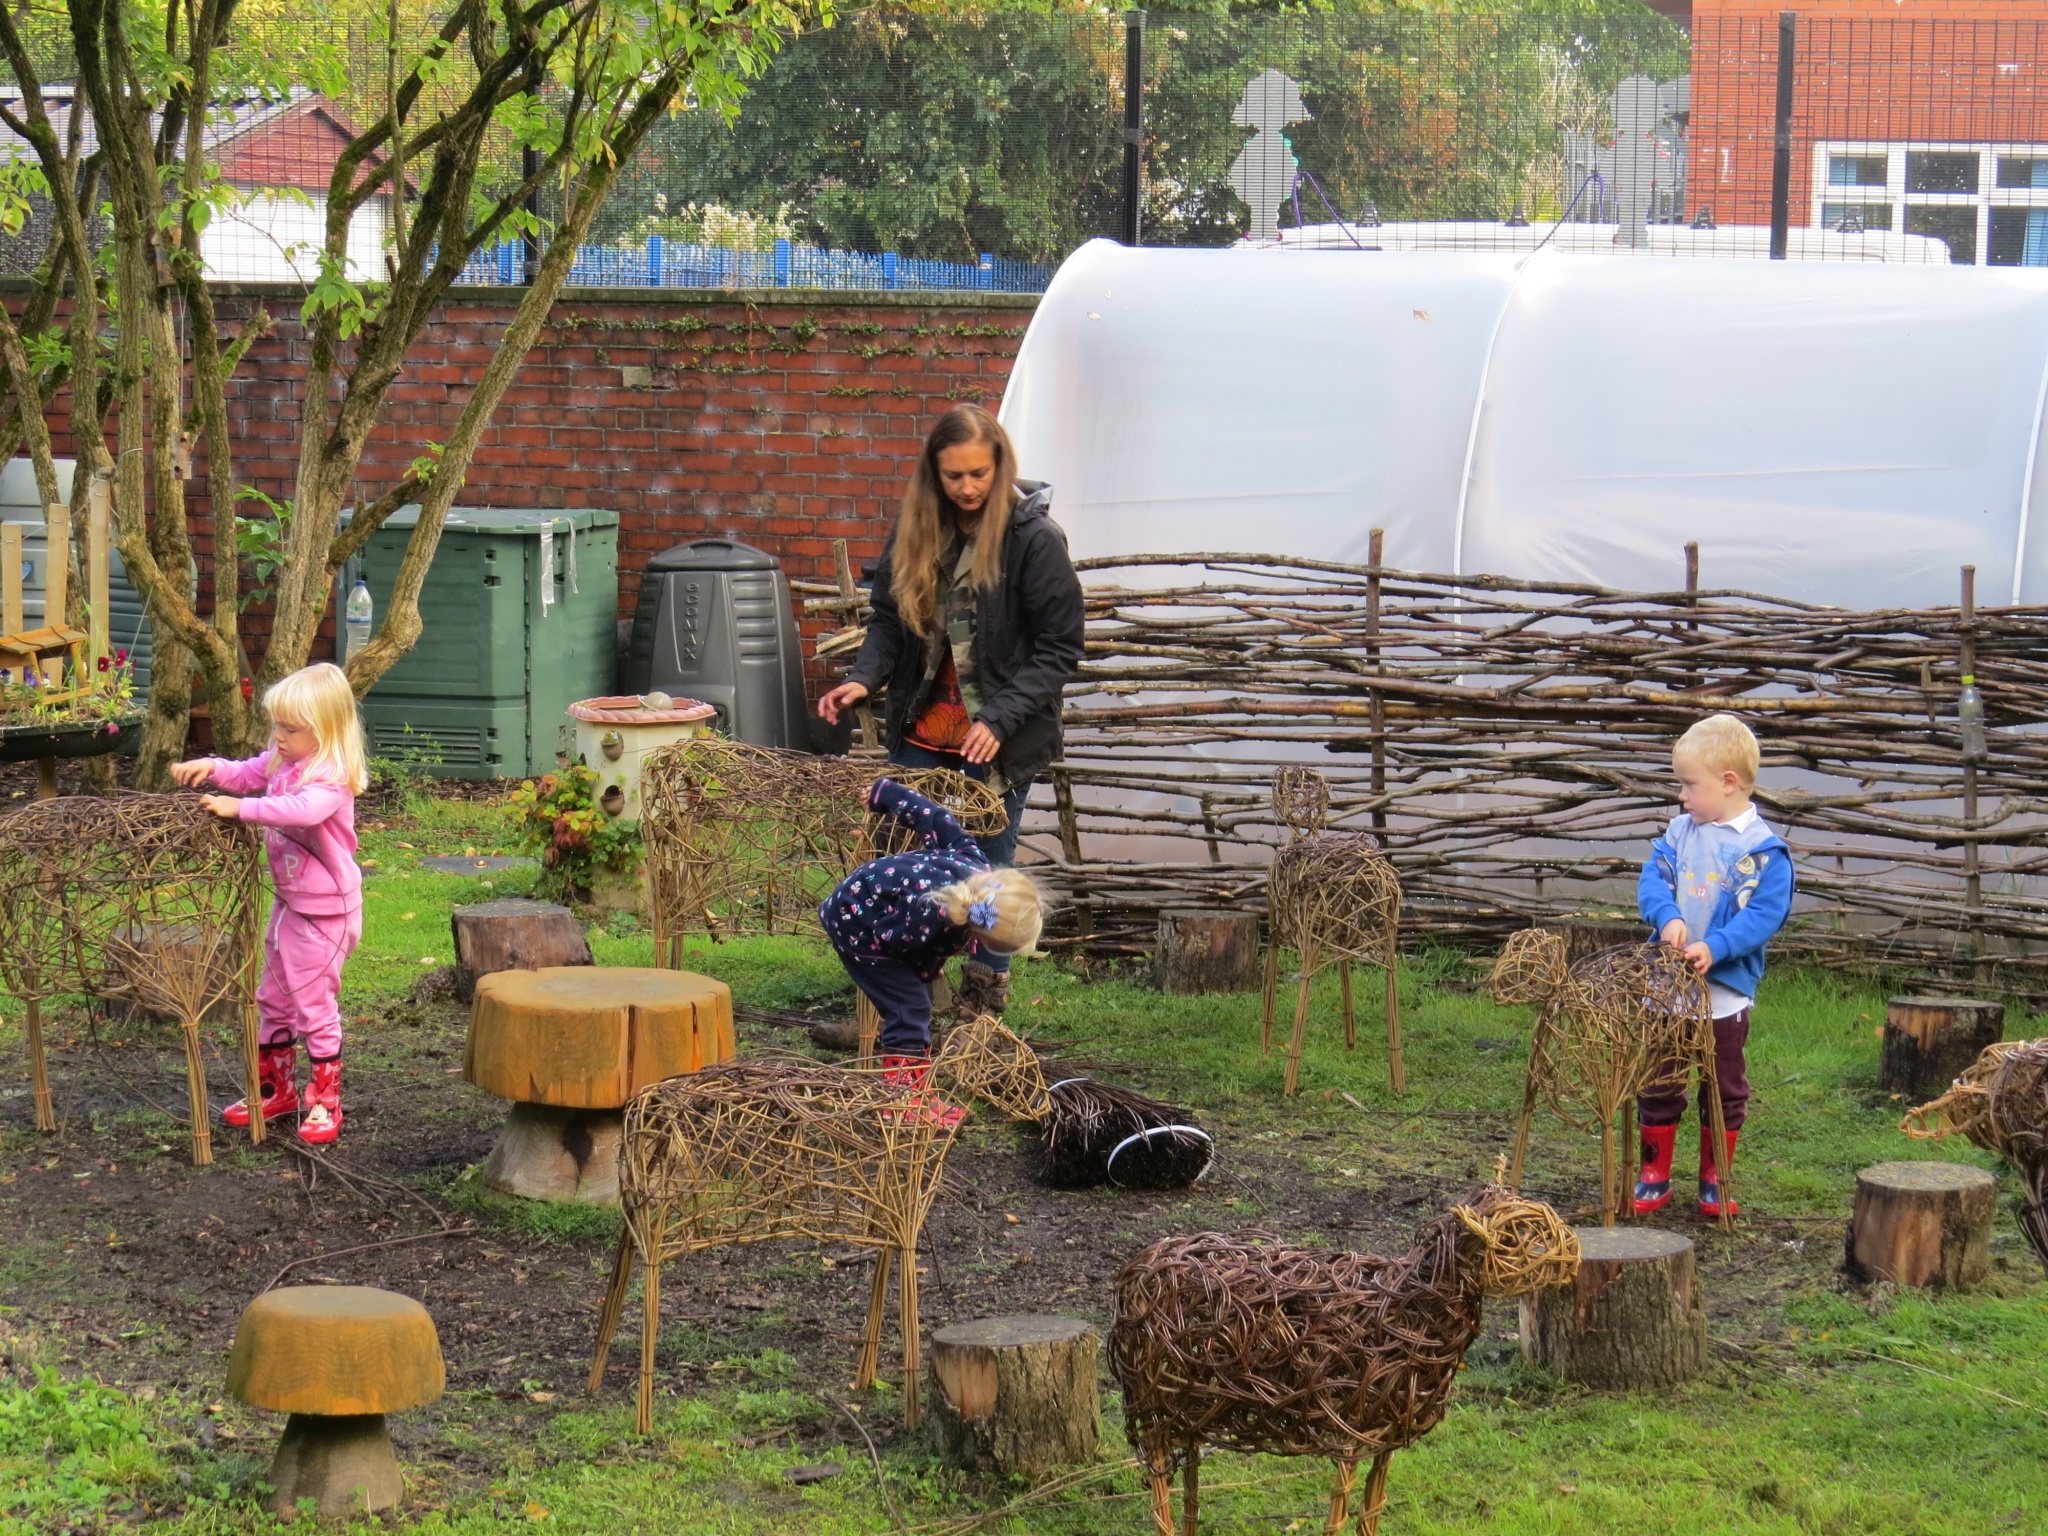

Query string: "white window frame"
[[1811, 141, 2048, 265]]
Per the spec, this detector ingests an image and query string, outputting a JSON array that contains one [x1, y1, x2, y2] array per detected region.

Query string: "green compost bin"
[[354, 506, 618, 778]]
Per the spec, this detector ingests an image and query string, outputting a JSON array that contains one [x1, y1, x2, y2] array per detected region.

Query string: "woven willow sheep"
[[0, 795, 263, 1165], [1260, 766, 1404, 1095], [1490, 928, 1727, 1228], [640, 738, 1007, 957], [1904, 1038, 2048, 1271], [588, 1020, 1042, 1434], [1111, 1183, 1579, 1536]]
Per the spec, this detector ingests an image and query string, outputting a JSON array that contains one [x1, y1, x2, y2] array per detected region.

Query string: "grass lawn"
[[2, 783, 2045, 1535]]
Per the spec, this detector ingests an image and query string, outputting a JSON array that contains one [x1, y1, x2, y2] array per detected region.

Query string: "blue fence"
[[456, 237, 1052, 294]]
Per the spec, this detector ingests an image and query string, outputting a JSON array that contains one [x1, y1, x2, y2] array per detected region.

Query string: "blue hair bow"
[[968, 896, 1000, 929]]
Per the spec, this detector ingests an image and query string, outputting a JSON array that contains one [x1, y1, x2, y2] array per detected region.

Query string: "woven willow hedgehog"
[[1904, 1038, 2048, 1271], [1111, 1182, 1579, 1536], [0, 795, 264, 1165], [1490, 928, 1728, 1228], [588, 1020, 1043, 1434], [1261, 766, 1404, 1095], [640, 738, 1006, 957]]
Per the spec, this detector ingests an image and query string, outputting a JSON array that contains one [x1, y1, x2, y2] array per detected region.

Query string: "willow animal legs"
[[636, 1211, 667, 1435], [1706, 1058, 1733, 1232], [856, 993, 880, 1064], [1324, 1458, 1359, 1536], [898, 1242, 922, 1429], [1340, 960, 1356, 1050], [1181, 1443, 1200, 1536], [854, 1247, 893, 1391], [1383, 956, 1405, 1094], [1619, 1098, 1638, 1223], [589, 1230, 636, 1393], [1598, 1114, 1616, 1227], [1144, 1438, 1175, 1536], [1356, 1451, 1392, 1536], [1260, 941, 1279, 1053], [1285, 941, 1318, 1096], [181, 1020, 212, 1167], [25, 995, 52, 1132]]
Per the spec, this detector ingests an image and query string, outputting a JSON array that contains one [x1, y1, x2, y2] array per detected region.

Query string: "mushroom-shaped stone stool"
[[226, 1286, 444, 1518], [465, 966, 736, 1202]]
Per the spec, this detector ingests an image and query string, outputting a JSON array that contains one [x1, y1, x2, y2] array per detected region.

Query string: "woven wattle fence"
[[1019, 549, 2048, 983]]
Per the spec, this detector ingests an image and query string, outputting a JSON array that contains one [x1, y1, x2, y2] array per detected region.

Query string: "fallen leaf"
[[527, 1391, 557, 1403], [1004, 1213, 1021, 1225], [524, 1503, 550, 1522], [401, 911, 416, 921]]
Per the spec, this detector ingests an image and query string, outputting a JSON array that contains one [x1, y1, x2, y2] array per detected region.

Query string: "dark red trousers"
[[1637, 1009, 1751, 1131]]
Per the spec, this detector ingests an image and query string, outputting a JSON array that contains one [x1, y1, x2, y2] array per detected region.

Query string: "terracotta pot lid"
[[568, 694, 717, 725]]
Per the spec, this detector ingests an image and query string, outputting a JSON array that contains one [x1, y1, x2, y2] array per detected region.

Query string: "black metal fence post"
[[1121, 10, 1146, 246], [1770, 10, 1797, 260]]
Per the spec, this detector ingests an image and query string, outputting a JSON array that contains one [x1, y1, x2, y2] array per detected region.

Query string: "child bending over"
[[1634, 713, 1794, 1218]]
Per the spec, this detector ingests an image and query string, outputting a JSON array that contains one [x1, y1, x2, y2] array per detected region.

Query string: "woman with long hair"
[[818, 404, 1084, 1018]]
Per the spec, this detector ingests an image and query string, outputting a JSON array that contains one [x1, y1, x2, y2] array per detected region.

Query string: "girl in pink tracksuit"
[[172, 663, 366, 1146]]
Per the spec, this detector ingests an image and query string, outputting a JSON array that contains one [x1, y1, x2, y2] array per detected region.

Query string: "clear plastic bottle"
[[345, 579, 373, 662], [1958, 673, 1987, 762]]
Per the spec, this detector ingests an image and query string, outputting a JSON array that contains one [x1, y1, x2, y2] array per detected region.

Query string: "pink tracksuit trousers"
[[256, 903, 362, 1059]]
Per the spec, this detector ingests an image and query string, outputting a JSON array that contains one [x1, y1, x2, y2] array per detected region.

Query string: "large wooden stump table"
[[1848, 1160, 1997, 1290], [1519, 1226, 1705, 1389], [924, 1315, 1101, 1475], [227, 1286, 444, 1519], [464, 966, 734, 1203], [1880, 997, 2005, 1100]]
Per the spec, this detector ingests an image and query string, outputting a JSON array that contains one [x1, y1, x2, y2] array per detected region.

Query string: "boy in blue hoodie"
[[1634, 713, 1795, 1218]]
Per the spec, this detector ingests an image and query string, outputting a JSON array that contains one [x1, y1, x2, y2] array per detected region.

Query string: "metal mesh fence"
[[5, 8, 2046, 292]]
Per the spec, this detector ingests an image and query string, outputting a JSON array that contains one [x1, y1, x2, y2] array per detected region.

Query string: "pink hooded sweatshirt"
[[202, 751, 362, 916]]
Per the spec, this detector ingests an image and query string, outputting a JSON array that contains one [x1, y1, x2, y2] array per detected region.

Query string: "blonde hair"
[[890, 405, 1019, 637], [265, 663, 368, 793], [933, 867, 1045, 955], [1675, 712, 1760, 790]]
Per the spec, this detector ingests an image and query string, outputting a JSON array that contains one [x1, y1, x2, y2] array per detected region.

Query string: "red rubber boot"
[[223, 1042, 298, 1129], [879, 1053, 964, 1132], [298, 1057, 344, 1146], [1633, 1122, 1677, 1214], [1699, 1125, 1739, 1218]]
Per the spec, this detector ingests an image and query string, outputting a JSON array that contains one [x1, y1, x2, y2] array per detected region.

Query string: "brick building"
[[1686, 0, 2048, 264]]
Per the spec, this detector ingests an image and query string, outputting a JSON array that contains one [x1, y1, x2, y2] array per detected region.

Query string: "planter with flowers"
[[0, 648, 143, 792]]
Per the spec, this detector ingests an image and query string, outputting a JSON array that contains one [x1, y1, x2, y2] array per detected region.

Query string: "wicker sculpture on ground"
[[1260, 766, 1404, 1096], [0, 795, 263, 1164], [588, 1020, 1042, 1434], [1904, 1038, 2048, 1271], [1111, 1183, 1579, 1536], [1490, 928, 1728, 1228], [641, 738, 1009, 955]]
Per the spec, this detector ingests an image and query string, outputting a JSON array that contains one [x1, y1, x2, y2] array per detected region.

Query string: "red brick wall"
[[17, 283, 1035, 684], [1689, 5, 2048, 231]]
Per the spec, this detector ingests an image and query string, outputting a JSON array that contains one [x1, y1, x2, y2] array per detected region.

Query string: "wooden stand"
[[451, 899, 592, 1003], [1847, 1160, 1996, 1290], [1519, 1226, 1704, 1388], [481, 1103, 624, 1203], [1155, 909, 1262, 995], [925, 1315, 1101, 1476], [1880, 997, 2004, 1100]]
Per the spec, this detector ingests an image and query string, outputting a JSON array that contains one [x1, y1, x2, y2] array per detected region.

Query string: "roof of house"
[[0, 85, 373, 194]]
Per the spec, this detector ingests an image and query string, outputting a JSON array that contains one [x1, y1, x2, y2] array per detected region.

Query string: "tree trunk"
[[1546, 918, 1647, 964], [266, 1414, 402, 1519], [1154, 908, 1262, 995], [1881, 997, 2005, 1100], [135, 630, 193, 788], [481, 1102, 622, 1204], [451, 899, 592, 1003], [924, 1315, 1100, 1476], [1847, 1160, 1996, 1290], [1519, 1226, 1705, 1388]]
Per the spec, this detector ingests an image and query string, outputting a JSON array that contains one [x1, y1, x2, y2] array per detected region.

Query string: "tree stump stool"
[[465, 967, 734, 1203], [1880, 997, 2005, 1100], [450, 899, 593, 1003], [226, 1286, 444, 1519], [1519, 1226, 1704, 1389], [1848, 1161, 1997, 1290], [1155, 909, 1262, 996], [925, 1315, 1101, 1475]]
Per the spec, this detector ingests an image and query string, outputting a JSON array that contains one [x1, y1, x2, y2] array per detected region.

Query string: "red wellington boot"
[[298, 1057, 344, 1146], [1698, 1125, 1740, 1218], [879, 1053, 964, 1132], [223, 1041, 298, 1129], [1633, 1122, 1677, 1214]]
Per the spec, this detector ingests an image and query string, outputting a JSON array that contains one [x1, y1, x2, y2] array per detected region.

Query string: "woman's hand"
[[169, 758, 212, 788], [961, 721, 1002, 766], [818, 681, 870, 725], [1659, 918, 1688, 949], [198, 794, 242, 820]]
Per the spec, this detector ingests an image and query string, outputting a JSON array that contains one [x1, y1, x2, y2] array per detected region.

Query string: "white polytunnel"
[[1002, 238, 2048, 606]]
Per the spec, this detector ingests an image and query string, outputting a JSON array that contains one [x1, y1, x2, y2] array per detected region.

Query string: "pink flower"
[[115, 649, 128, 664], [96, 655, 109, 673]]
